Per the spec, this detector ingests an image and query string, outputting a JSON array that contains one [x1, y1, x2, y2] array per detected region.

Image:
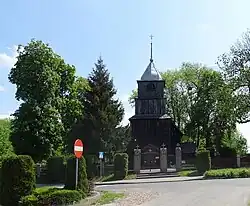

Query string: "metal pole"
[[100, 159, 102, 177], [75, 158, 79, 189]]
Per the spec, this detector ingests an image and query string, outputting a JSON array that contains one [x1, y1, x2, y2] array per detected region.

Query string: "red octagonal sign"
[[74, 139, 83, 159]]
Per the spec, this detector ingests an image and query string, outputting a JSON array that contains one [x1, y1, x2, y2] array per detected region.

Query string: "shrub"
[[20, 187, 82, 206], [64, 155, 88, 197], [19, 195, 38, 206], [196, 150, 211, 173], [204, 168, 250, 179], [114, 153, 128, 179], [0, 155, 36, 206], [88, 179, 95, 195], [47, 156, 66, 183]]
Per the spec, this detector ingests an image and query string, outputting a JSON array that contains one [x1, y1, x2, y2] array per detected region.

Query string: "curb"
[[95, 176, 204, 186]]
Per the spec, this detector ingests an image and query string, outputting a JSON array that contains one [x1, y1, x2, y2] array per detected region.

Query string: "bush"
[[64, 155, 88, 197], [19, 195, 38, 206], [196, 150, 211, 173], [20, 187, 82, 206], [114, 153, 128, 179], [0, 155, 36, 206], [204, 168, 250, 179], [47, 156, 66, 183]]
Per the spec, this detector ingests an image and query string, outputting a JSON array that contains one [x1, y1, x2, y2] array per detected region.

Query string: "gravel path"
[[97, 178, 250, 206], [113, 190, 160, 206]]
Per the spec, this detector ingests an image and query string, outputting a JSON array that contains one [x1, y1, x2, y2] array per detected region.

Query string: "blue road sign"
[[99, 152, 104, 159]]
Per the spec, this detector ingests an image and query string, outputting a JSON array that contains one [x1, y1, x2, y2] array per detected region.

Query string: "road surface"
[[96, 178, 250, 206]]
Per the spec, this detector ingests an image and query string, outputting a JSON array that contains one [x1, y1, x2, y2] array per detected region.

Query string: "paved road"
[[96, 178, 250, 206]]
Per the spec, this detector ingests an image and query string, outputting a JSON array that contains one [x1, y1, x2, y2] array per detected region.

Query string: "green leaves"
[[218, 29, 250, 123], [82, 57, 124, 154], [0, 119, 14, 158], [8, 40, 78, 161]]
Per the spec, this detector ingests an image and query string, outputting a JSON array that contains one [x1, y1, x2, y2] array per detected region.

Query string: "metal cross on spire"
[[150, 34, 154, 62]]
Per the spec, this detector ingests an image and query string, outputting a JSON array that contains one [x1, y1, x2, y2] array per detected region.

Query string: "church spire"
[[140, 35, 162, 81], [150, 34, 153, 62]]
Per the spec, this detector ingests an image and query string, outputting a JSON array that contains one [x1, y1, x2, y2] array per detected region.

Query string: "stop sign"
[[74, 139, 83, 158]]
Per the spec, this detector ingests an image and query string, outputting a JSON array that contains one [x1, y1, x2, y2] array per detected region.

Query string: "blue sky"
[[0, 0, 249, 144]]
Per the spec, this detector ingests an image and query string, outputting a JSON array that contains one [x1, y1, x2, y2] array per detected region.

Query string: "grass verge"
[[92, 191, 125, 205], [95, 173, 136, 182], [178, 170, 204, 177]]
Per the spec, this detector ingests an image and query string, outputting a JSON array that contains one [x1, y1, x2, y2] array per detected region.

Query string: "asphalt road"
[[96, 178, 250, 206]]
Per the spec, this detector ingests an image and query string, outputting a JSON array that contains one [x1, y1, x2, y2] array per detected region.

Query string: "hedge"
[[196, 150, 211, 173], [204, 168, 250, 179], [47, 156, 66, 183], [0, 155, 36, 206], [20, 187, 82, 206], [64, 155, 88, 196], [114, 153, 128, 179]]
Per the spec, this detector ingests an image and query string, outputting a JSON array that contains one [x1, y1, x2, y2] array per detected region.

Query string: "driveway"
[[96, 178, 250, 206]]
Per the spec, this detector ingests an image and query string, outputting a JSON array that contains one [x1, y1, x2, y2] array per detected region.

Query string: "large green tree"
[[218, 29, 250, 124], [81, 57, 124, 155], [8, 40, 77, 161]]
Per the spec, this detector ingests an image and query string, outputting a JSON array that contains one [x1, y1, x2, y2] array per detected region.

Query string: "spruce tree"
[[82, 57, 124, 155]]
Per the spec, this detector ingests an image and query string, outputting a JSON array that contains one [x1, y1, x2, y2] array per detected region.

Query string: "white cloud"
[[0, 45, 18, 69], [0, 85, 5, 92]]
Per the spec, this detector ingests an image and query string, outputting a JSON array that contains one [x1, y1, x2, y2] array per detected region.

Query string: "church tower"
[[129, 36, 182, 158], [135, 35, 166, 117]]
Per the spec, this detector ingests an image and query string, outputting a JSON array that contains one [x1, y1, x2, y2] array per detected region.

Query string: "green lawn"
[[92, 191, 125, 205], [95, 173, 136, 182]]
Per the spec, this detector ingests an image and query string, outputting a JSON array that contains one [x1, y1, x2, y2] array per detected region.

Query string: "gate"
[[141, 144, 160, 169]]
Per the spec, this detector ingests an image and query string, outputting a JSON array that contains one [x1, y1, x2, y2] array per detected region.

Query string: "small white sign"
[[99, 152, 104, 159]]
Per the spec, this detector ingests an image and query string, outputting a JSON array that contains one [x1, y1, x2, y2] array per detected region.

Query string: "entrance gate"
[[141, 144, 160, 169]]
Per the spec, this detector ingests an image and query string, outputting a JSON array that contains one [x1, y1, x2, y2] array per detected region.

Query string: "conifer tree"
[[82, 57, 124, 155]]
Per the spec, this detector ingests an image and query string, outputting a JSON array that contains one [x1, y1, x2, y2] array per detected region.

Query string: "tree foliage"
[[82, 57, 124, 155], [0, 119, 14, 158], [8, 40, 80, 161], [218, 29, 250, 124]]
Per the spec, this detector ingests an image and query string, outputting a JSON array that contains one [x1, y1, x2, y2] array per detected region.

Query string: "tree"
[[82, 57, 124, 155], [8, 40, 72, 161], [217, 29, 250, 124], [0, 119, 14, 158], [221, 130, 248, 155], [63, 76, 89, 152]]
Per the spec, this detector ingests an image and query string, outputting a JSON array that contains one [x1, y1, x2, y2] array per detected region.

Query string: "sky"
[[0, 0, 249, 145]]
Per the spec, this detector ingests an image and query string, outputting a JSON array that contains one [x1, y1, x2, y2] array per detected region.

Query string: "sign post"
[[74, 139, 83, 189], [99, 152, 104, 177]]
